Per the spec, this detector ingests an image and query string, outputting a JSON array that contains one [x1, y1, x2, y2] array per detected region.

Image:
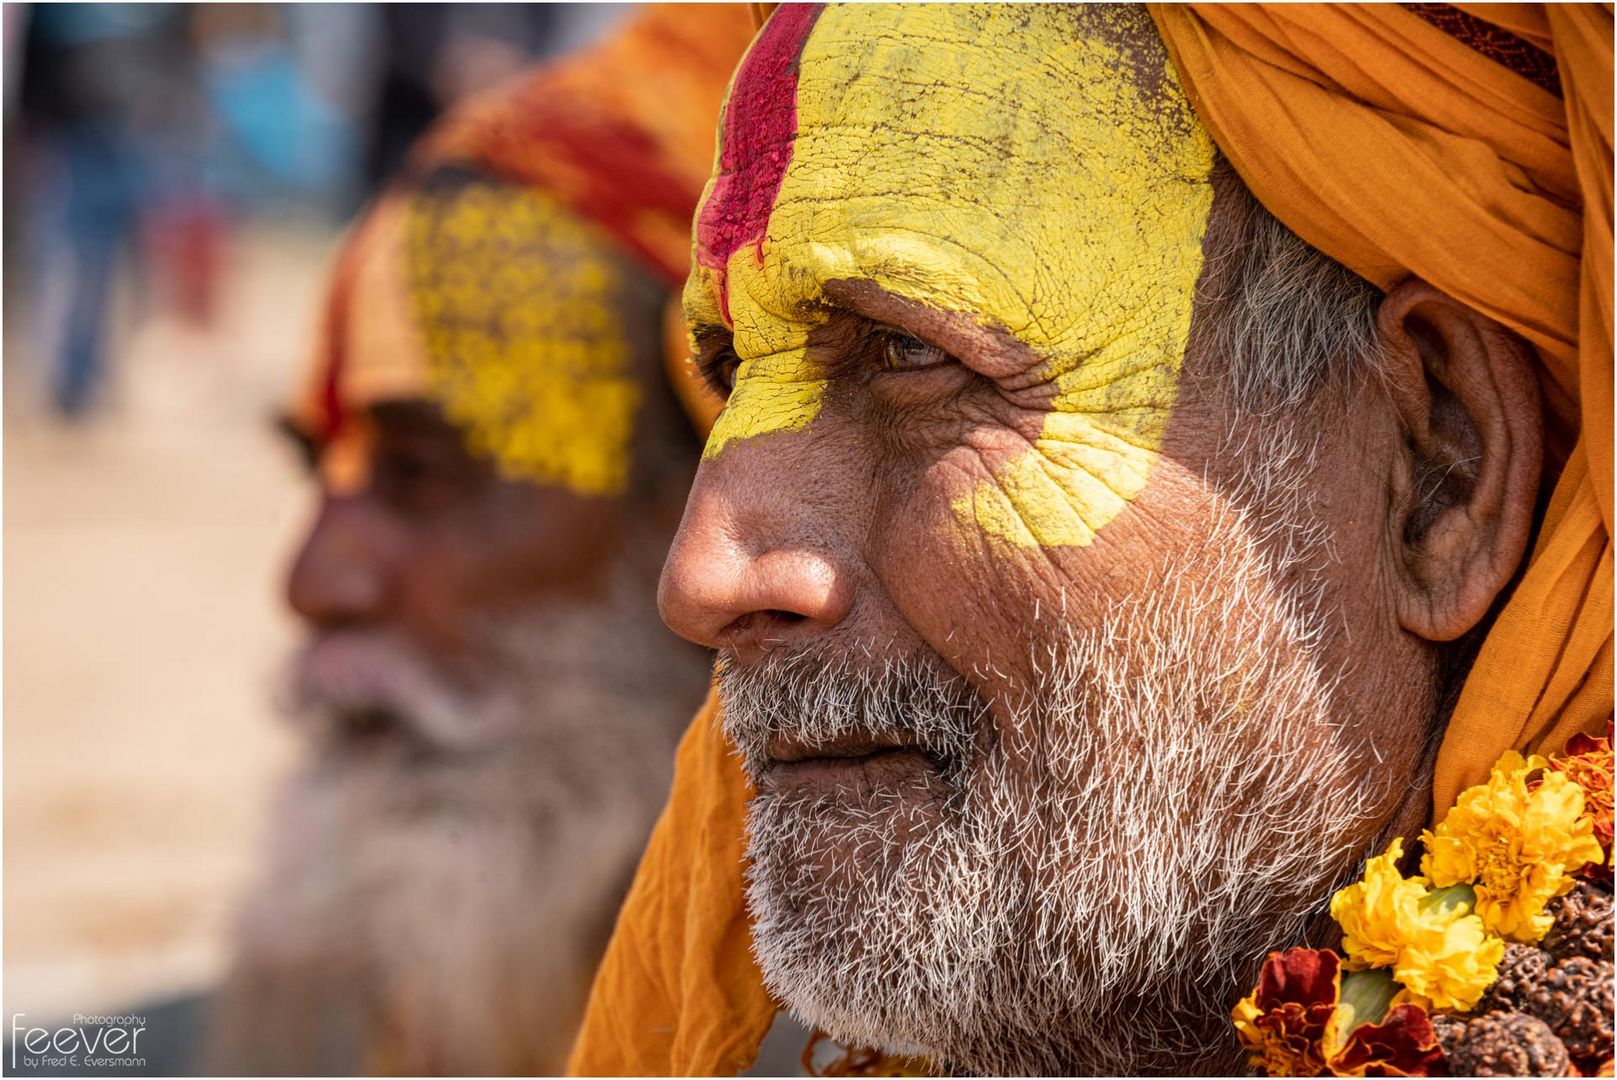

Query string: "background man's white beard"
[[729, 531, 1385, 1076], [213, 749, 658, 1074], [211, 590, 691, 1075]]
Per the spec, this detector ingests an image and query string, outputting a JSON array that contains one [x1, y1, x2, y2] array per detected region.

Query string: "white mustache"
[[716, 646, 987, 780], [285, 632, 482, 754]]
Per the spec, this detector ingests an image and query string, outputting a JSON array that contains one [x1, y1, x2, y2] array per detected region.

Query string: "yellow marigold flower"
[[1422, 751, 1605, 943], [1331, 839, 1429, 968], [1391, 888, 1505, 1012], [1331, 842, 1504, 1011]]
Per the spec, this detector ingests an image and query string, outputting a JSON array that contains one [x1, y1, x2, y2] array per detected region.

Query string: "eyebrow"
[[686, 317, 728, 342], [823, 278, 1035, 379], [682, 279, 943, 389]]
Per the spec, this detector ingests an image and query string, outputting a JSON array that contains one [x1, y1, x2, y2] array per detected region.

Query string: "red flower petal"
[[1259, 947, 1343, 1014], [1242, 949, 1344, 1076], [1331, 1003, 1444, 1077]]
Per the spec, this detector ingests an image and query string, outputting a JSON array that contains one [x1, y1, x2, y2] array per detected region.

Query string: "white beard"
[[210, 579, 702, 1075], [722, 502, 1393, 1076]]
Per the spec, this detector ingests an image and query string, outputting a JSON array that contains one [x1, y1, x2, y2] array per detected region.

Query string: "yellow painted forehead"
[[692, 4, 1215, 547], [691, 4, 1214, 353]]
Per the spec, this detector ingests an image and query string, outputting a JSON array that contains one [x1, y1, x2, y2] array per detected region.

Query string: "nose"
[[658, 440, 855, 654], [285, 495, 395, 631]]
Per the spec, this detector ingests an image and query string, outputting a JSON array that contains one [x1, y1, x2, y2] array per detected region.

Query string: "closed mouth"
[[767, 730, 919, 766], [328, 704, 433, 758], [760, 732, 951, 792]]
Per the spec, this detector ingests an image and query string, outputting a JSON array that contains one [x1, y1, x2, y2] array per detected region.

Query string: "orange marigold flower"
[[1550, 729, 1614, 885]]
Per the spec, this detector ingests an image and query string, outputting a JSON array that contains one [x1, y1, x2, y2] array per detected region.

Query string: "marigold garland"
[[1234, 729, 1614, 1076]]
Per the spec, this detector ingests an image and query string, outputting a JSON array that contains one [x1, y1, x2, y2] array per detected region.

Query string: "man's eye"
[[702, 345, 743, 395], [879, 330, 950, 372], [371, 447, 471, 516]]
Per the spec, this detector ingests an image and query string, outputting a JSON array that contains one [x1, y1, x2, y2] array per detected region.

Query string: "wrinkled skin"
[[660, 4, 1542, 1074]]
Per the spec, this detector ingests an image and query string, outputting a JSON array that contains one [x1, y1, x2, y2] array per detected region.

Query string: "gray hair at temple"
[[1192, 157, 1386, 411]]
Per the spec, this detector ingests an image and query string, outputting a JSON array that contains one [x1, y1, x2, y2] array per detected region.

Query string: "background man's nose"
[[285, 497, 393, 630], [659, 457, 854, 654]]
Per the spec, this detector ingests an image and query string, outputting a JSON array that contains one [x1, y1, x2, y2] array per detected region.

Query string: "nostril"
[[722, 609, 808, 643]]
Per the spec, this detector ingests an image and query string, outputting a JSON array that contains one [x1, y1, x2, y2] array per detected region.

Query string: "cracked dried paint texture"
[[406, 184, 640, 495], [696, 2, 827, 460], [694, 4, 1215, 544]]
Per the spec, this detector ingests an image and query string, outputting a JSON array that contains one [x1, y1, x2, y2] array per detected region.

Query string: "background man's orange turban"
[[569, 5, 1613, 1074], [290, 4, 753, 472]]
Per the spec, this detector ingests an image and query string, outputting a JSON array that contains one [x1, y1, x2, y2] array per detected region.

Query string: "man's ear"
[[1379, 279, 1541, 642]]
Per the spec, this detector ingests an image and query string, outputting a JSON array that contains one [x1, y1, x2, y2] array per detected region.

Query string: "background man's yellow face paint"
[[407, 182, 641, 496], [692, 4, 1215, 544]]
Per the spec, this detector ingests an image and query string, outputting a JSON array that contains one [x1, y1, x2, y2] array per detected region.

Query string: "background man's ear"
[[1379, 279, 1541, 642]]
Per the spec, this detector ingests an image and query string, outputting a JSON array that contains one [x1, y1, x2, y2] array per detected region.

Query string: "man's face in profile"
[[658, 5, 1498, 1073], [283, 171, 679, 766], [260, 398, 687, 1074], [223, 174, 706, 1076], [285, 400, 630, 759]]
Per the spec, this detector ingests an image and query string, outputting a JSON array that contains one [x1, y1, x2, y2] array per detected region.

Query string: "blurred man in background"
[[206, 7, 756, 1074]]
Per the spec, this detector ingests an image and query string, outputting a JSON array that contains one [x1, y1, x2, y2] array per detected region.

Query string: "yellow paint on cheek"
[[406, 183, 640, 495], [702, 4, 1214, 542]]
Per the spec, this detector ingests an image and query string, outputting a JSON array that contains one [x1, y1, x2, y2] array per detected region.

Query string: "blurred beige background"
[[2, 2, 633, 1047], [4, 225, 337, 1023]]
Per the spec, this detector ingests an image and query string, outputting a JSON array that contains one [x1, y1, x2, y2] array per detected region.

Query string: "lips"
[[766, 729, 918, 766], [756, 734, 942, 803]]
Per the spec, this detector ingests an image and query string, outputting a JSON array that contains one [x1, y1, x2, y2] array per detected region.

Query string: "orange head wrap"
[[290, 5, 751, 494]]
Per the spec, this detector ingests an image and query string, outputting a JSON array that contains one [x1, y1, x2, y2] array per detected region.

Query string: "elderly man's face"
[[264, 403, 702, 1074], [284, 169, 681, 757], [234, 173, 711, 1075], [659, 5, 1527, 1074], [286, 400, 628, 750]]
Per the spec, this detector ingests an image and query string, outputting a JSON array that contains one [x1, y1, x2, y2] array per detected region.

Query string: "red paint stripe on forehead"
[[316, 224, 371, 441], [695, 3, 823, 323]]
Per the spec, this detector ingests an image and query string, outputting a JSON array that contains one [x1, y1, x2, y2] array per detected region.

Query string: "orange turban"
[[569, 5, 1613, 1074], [290, 4, 754, 491]]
